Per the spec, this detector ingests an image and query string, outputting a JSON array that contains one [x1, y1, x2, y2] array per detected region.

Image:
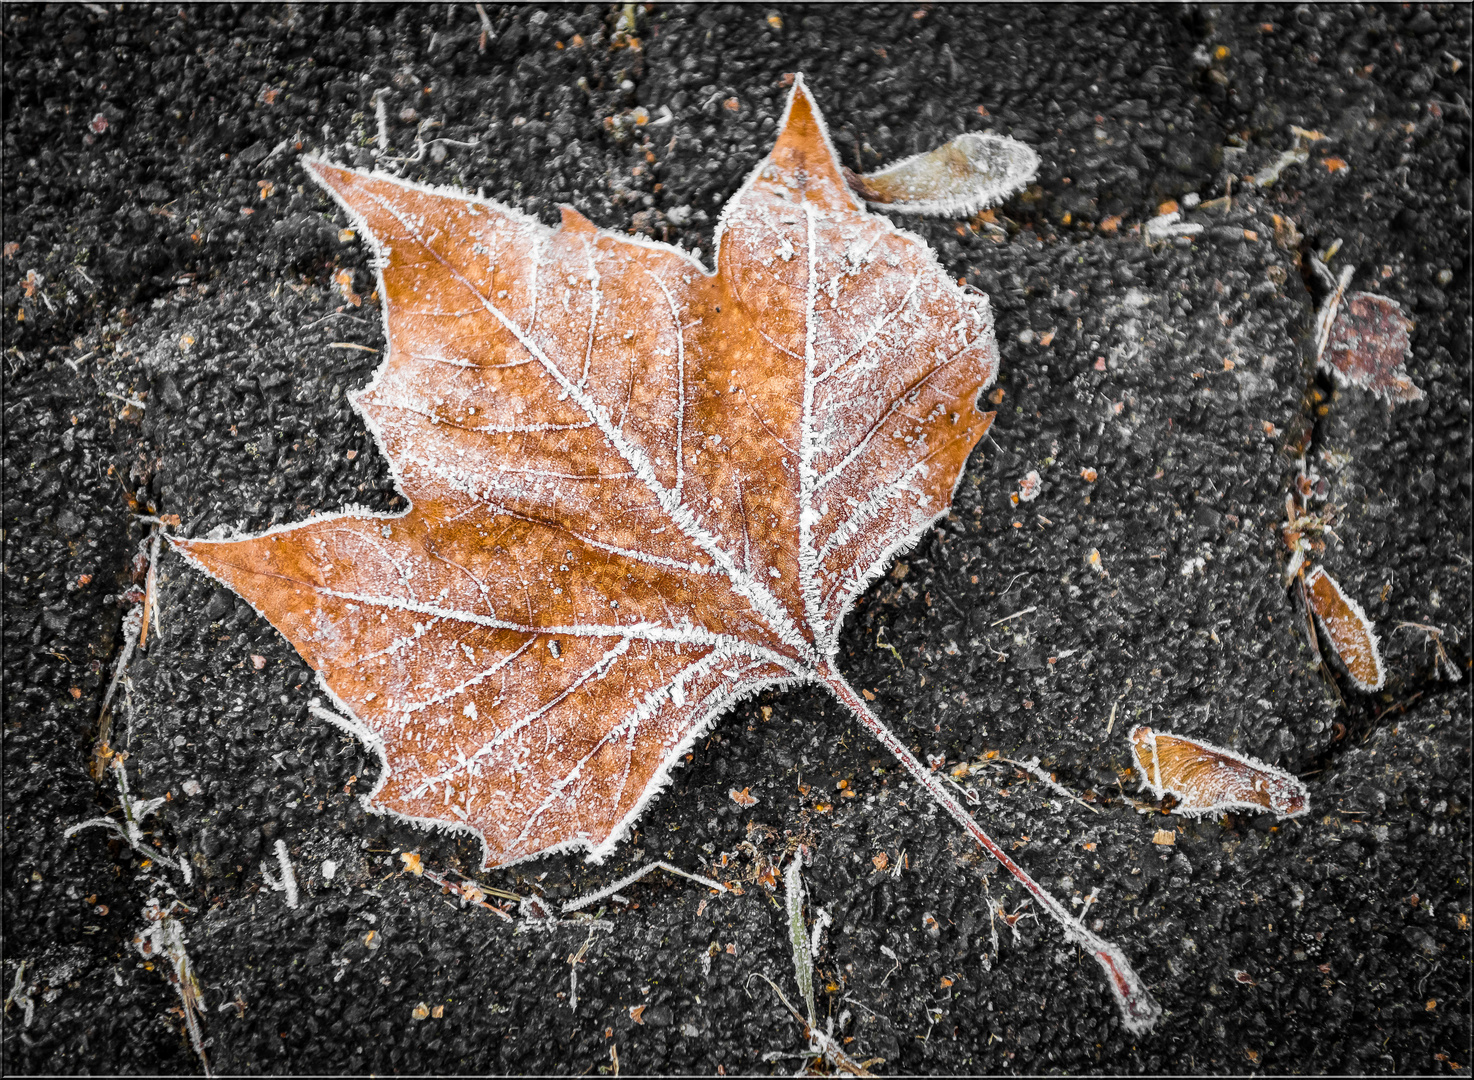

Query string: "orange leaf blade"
[[1129, 725, 1309, 819], [176, 75, 998, 868], [1304, 566, 1386, 691]]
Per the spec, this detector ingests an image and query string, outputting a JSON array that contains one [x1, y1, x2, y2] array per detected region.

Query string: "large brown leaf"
[[174, 77, 1158, 1031]]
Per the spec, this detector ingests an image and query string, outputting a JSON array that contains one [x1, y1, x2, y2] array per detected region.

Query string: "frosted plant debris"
[[1129, 725, 1310, 819], [845, 131, 1039, 217], [562, 859, 727, 913], [65, 757, 190, 883], [135, 899, 210, 1075], [1321, 289, 1424, 404], [1303, 566, 1387, 692]]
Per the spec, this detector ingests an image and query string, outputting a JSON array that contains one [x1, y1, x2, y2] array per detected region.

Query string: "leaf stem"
[[816, 659, 1161, 1034]]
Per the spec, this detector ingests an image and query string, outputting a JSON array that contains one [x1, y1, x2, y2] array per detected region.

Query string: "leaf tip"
[[558, 204, 596, 233]]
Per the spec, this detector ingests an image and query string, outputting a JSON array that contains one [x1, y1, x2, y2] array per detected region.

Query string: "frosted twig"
[[3, 961, 33, 1028], [566, 923, 608, 1011], [1143, 210, 1203, 243], [990, 605, 1036, 626], [475, 3, 493, 50], [275, 839, 299, 908], [66, 758, 186, 879], [562, 860, 727, 913], [1000, 756, 1100, 814], [96, 606, 144, 762], [751, 972, 874, 1077], [1251, 145, 1309, 187], [372, 88, 391, 153], [260, 841, 299, 907], [1395, 622, 1463, 682], [414, 866, 515, 922], [819, 661, 1161, 1033], [1313, 265, 1355, 361], [136, 899, 210, 1075], [259, 136, 292, 167], [1077, 886, 1102, 926], [139, 527, 163, 648]]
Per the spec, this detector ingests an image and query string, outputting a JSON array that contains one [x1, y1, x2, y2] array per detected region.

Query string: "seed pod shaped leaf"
[[845, 132, 1039, 217], [1129, 725, 1309, 819], [1304, 565, 1387, 691]]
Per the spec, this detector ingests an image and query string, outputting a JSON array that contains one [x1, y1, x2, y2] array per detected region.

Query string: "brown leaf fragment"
[[629, 1004, 645, 1024], [1303, 566, 1386, 691], [1128, 725, 1310, 819], [846, 132, 1039, 217], [1321, 290, 1423, 404], [729, 787, 759, 808]]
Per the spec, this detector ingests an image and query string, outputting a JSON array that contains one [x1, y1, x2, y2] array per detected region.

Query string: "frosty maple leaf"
[[174, 77, 1159, 1031]]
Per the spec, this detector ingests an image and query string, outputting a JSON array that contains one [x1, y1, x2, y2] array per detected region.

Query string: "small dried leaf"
[[846, 132, 1039, 217], [729, 787, 759, 808], [1151, 829, 1176, 846], [1304, 566, 1386, 691], [1129, 725, 1309, 819], [1321, 290, 1423, 404]]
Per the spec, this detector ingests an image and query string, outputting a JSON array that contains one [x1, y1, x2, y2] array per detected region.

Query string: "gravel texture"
[[4, 4, 1469, 1074]]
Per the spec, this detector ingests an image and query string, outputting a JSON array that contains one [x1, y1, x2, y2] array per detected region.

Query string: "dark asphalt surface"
[[4, 4, 1470, 1074]]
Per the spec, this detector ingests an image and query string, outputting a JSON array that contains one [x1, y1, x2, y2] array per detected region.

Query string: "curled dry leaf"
[[845, 132, 1039, 217], [1303, 566, 1386, 691], [171, 76, 1158, 1032], [1314, 266, 1422, 404], [1129, 725, 1310, 819], [1323, 291, 1422, 403]]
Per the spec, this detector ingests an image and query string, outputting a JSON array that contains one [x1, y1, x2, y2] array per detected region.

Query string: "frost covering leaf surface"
[[174, 78, 998, 867]]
